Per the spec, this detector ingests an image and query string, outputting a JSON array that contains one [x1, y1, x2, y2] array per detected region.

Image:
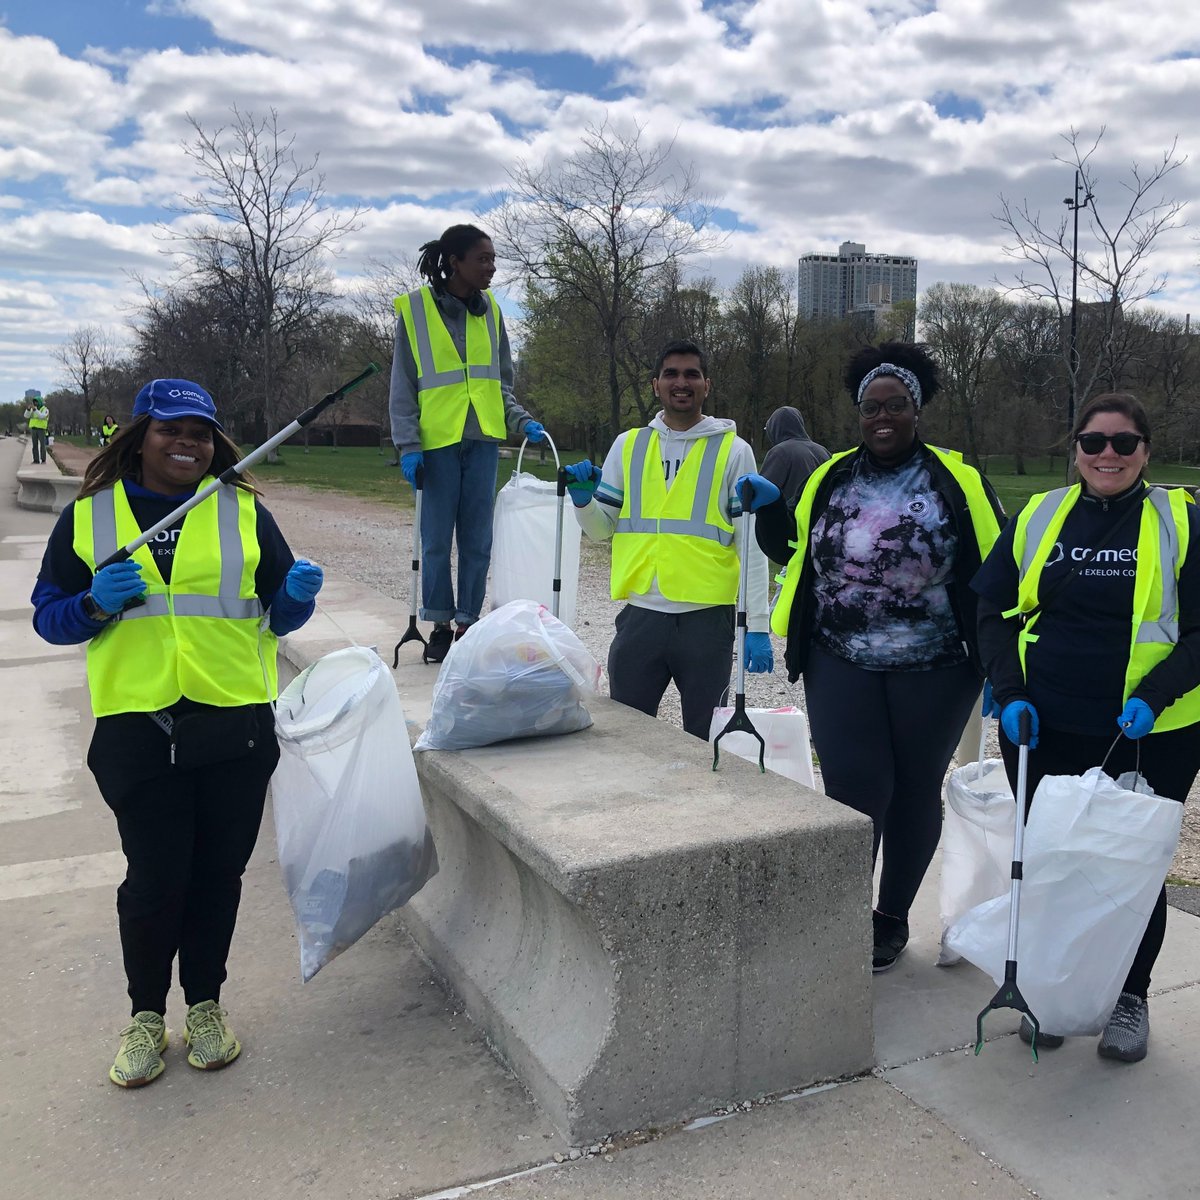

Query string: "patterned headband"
[[856, 363, 923, 410]]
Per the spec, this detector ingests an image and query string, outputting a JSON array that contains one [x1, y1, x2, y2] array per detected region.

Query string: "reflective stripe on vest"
[[610, 428, 738, 604], [1007, 484, 1198, 731], [394, 287, 505, 450], [73, 480, 277, 716], [28, 411, 48, 429], [769, 445, 999, 638]]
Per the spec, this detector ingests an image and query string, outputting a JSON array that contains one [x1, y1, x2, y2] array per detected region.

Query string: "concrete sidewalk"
[[3, 433, 1199, 1199]]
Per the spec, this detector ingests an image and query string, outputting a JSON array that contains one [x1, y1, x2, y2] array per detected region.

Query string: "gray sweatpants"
[[607, 604, 735, 740]]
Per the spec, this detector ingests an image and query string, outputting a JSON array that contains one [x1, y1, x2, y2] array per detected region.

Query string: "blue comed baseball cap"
[[132, 379, 224, 431]]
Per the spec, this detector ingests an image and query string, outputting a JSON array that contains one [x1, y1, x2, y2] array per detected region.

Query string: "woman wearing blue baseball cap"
[[31, 379, 324, 1088]]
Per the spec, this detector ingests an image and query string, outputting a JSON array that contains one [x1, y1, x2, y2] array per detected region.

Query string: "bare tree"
[[166, 107, 361, 457], [920, 282, 1012, 467], [995, 128, 1187, 429], [490, 119, 725, 443], [54, 324, 115, 433]]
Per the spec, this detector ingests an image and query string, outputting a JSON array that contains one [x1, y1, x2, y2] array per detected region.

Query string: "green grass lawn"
[[246, 444, 564, 508]]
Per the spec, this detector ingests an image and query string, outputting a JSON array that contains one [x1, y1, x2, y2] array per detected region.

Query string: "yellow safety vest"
[[1005, 484, 1200, 731], [72, 479, 278, 717], [101, 422, 118, 438], [393, 286, 505, 451], [771, 445, 1001, 638], [28, 408, 48, 430], [610, 428, 739, 604]]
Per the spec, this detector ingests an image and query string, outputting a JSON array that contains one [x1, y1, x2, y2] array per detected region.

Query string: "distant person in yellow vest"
[[741, 342, 1004, 973], [563, 339, 774, 739], [974, 392, 1200, 1063], [31, 378, 323, 1089], [24, 394, 50, 463], [389, 223, 545, 664], [100, 414, 119, 446]]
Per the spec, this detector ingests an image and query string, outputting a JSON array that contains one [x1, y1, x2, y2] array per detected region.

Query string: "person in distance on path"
[[564, 338, 774, 740]]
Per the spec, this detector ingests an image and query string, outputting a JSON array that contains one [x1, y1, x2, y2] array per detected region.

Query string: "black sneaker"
[[1098, 992, 1149, 1062], [871, 910, 909, 973], [454, 622, 471, 642], [1018, 1015, 1065, 1050], [423, 624, 454, 664]]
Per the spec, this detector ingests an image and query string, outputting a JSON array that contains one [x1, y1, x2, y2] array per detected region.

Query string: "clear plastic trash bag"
[[708, 705, 816, 788], [946, 767, 1182, 1035], [415, 599, 601, 752], [273, 646, 437, 981], [491, 458, 582, 628], [937, 758, 1015, 966]]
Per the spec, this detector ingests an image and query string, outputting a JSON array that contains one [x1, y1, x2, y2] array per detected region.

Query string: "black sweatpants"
[[804, 643, 981, 921], [999, 723, 1200, 999], [88, 706, 280, 1016], [607, 604, 735, 740]]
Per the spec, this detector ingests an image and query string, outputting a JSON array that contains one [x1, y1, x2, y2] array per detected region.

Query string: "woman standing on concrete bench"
[[30, 379, 323, 1088], [738, 343, 1003, 973]]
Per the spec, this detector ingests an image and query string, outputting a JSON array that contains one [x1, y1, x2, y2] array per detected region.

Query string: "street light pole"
[[1064, 169, 1094, 437]]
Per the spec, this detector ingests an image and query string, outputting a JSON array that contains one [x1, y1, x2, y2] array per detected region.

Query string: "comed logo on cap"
[[167, 388, 207, 402]]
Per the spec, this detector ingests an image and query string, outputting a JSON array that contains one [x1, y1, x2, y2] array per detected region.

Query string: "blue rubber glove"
[[523, 420, 546, 444], [401, 451, 423, 488], [745, 632, 774, 674], [89, 560, 145, 614], [1000, 700, 1039, 749], [982, 680, 1002, 718], [734, 472, 780, 513], [1118, 697, 1155, 739], [564, 460, 602, 507], [285, 559, 324, 603]]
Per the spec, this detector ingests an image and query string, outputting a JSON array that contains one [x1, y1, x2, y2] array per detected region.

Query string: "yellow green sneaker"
[[183, 1000, 241, 1070], [109, 1011, 167, 1088]]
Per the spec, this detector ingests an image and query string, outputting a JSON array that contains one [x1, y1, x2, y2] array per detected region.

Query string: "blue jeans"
[[419, 440, 499, 625]]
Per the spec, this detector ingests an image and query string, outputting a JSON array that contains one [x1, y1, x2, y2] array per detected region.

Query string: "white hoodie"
[[575, 413, 770, 631]]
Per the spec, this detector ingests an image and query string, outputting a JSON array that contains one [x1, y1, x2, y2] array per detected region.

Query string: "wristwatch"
[[82, 592, 116, 622]]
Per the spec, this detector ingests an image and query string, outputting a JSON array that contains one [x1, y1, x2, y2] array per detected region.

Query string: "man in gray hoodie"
[[759, 406, 830, 508], [564, 340, 773, 739]]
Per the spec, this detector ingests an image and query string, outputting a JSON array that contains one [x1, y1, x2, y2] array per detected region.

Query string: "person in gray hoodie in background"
[[760, 406, 830, 508], [563, 339, 773, 739]]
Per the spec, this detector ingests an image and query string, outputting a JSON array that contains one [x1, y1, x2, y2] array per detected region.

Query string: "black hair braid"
[[416, 224, 491, 291]]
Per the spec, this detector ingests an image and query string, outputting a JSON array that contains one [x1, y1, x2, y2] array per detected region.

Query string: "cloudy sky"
[[2, 0, 1199, 401]]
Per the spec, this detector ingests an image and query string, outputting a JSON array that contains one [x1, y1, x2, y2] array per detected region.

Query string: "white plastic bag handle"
[[515, 429, 562, 475]]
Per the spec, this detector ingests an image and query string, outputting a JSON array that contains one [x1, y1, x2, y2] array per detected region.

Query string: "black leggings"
[[999, 723, 1200, 999], [804, 643, 980, 921], [88, 707, 280, 1016]]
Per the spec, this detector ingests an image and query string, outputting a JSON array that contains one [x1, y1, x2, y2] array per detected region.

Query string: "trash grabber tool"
[[97, 363, 381, 576], [392, 467, 427, 666], [974, 706, 1042, 1061], [712, 494, 765, 773]]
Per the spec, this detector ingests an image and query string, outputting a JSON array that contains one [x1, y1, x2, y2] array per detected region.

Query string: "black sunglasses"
[[1075, 431, 1147, 456]]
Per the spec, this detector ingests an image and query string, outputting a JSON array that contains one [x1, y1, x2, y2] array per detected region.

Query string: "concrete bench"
[[279, 579, 874, 1143], [16, 461, 82, 514]]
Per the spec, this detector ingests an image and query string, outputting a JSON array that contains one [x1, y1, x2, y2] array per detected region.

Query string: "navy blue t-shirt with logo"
[[974, 490, 1149, 736]]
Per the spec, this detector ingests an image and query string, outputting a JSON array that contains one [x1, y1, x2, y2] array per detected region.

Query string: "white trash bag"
[[708, 705, 815, 788], [415, 599, 601, 752], [946, 767, 1182, 1035], [273, 646, 437, 982], [937, 758, 1015, 966], [491, 443, 581, 627]]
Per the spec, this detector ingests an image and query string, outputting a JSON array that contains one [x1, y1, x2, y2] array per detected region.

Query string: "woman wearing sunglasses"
[[973, 392, 1200, 1063], [738, 342, 1004, 973]]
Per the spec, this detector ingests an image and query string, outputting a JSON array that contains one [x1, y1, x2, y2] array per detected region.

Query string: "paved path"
[[4, 433, 1200, 1199]]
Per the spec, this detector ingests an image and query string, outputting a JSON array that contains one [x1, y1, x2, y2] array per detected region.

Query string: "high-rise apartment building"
[[797, 241, 918, 325]]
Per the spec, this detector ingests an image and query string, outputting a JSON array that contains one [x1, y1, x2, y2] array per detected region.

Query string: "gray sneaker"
[[1018, 1015, 1065, 1050], [1098, 992, 1149, 1062]]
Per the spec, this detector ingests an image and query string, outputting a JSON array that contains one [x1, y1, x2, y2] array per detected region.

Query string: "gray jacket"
[[388, 286, 533, 456], [759, 406, 830, 507]]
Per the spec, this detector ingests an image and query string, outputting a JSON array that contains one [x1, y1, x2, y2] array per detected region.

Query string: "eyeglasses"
[[1075, 431, 1147, 456], [858, 397, 911, 419]]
